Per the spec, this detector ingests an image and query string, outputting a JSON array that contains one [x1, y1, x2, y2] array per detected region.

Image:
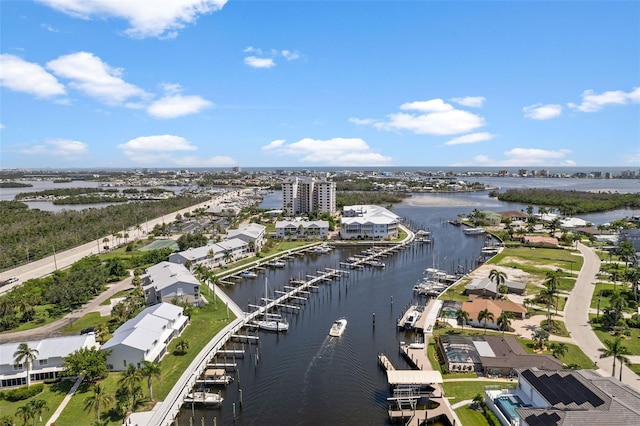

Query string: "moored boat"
[[462, 227, 485, 235], [239, 270, 258, 278], [329, 318, 347, 337], [184, 389, 224, 407]]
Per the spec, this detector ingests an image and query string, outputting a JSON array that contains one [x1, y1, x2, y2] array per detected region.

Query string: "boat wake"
[[299, 336, 339, 413]]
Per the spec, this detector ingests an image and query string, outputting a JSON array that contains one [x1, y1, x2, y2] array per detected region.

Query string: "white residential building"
[[0, 334, 98, 388], [340, 205, 400, 240], [226, 223, 266, 252], [101, 303, 188, 371], [168, 238, 250, 268], [282, 177, 336, 216], [275, 220, 330, 239], [142, 262, 201, 306]]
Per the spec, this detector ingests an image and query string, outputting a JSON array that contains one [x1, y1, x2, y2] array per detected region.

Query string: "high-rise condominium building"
[[282, 177, 336, 216]]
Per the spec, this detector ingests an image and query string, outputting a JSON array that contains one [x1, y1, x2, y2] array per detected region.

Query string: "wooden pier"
[[378, 353, 396, 371]]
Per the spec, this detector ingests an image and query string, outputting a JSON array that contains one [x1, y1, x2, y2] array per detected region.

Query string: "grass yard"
[[54, 294, 235, 425], [590, 322, 640, 355], [442, 380, 513, 402], [520, 339, 596, 368], [0, 380, 74, 425], [58, 312, 111, 335], [456, 406, 494, 426], [488, 247, 583, 282]]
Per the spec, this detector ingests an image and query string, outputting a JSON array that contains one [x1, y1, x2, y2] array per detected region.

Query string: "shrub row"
[[0, 383, 44, 401]]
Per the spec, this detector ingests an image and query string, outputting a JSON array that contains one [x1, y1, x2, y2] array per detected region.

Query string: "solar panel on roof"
[[525, 412, 562, 426], [521, 370, 605, 408]]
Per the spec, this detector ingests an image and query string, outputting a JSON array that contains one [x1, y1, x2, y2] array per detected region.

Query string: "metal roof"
[[386, 370, 443, 385]]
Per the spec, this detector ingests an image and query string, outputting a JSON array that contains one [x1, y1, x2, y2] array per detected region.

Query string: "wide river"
[[178, 179, 639, 426]]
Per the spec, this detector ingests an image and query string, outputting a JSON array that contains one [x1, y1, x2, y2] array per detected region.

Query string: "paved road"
[[565, 242, 640, 392]]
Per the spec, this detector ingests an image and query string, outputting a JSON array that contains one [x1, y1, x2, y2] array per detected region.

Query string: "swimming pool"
[[495, 395, 526, 422]]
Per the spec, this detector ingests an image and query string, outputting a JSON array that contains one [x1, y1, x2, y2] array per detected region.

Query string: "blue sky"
[[1, 0, 639, 169]]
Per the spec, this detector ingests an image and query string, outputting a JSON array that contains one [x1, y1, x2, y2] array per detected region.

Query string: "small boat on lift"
[[184, 389, 224, 407], [329, 318, 348, 337]]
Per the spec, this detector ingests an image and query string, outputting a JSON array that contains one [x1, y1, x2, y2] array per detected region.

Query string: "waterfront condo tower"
[[282, 177, 336, 216]]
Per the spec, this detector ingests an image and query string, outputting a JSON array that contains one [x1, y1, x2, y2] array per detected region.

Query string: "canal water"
[[178, 186, 640, 425]]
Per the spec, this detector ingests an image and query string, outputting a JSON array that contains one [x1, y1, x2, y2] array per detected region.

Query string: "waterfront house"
[[0, 334, 98, 389], [462, 297, 528, 331], [142, 262, 201, 306], [275, 220, 330, 239], [465, 277, 526, 298], [340, 205, 399, 240], [226, 222, 266, 252], [485, 368, 640, 426], [101, 303, 187, 371], [168, 238, 250, 268]]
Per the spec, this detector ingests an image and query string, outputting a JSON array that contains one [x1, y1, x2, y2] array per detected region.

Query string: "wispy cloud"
[[117, 134, 235, 166], [452, 148, 574, 167], [47, 52, 148, 106], [261, 137, 392, 166], [353, 98, 486, 136], [242, 46, 301, 68], [147, 83, 213, 119], [244, 56, 275, 69], [0, 54, 66, 98], [450, 96, 485, 108], [36, 0, 227, 39], [523, 103, 563, 120], [445, 132, 495, 146], [41, 23, 59, 32], [568, 87, 640, 112], [19, 138, 88, 157]]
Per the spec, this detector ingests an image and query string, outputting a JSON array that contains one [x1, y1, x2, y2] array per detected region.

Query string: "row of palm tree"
[[14, 399, 48, 426], [455, 308, 514, 335]]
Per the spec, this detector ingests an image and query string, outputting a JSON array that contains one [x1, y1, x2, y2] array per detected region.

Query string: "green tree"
[[62, 347, 109, 383], [174, 338, 190, 355], [15, 403, 34, 426], [599, 337, 631, 380], [13, 343, 39, 388], [496, 311, 513, 335], [455, 309, 470, 332], [617, 241, 636, 274], [532, 328, 550, 351], [140, 360, 162, 402], [477, 308, 494, 334], [489, 269, 506, 298], [84, 383, 113, 422], [27, 399, 48, 426], [549, 342, 568, 359], [121, 364, 142, 411]]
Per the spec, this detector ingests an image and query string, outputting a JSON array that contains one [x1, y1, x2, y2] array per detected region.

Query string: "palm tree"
[[13, 343, 39, 388], [175, 338, 190, 355], [477, 308, 494, 334], [84, 384, 113, 422], [223, 250, 233, 265], [121, 364, 142, 411], [456, 309, 470, 332], [496, 311, 513, 335], [599, 337, 631, 380], [542, 270, 561, 333], [489, 269, 507, 298], [140, 360, 162, 402], [15, 403, 34, 426], [27, 399, 48, 426], [532, 328, 550, 351], [549, 342, 568, 360]]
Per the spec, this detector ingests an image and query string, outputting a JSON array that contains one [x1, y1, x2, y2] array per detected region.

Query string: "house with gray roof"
[[485, 368, 640, 426], [101, 303, 187, 371], [226, 222, 266, 252], [0, 334, 98, 389], [168, 238, 250, 269], [340, 205, 399, 240], [142, 261, 201, 306], [465, 277, 526, 298], [275, 220, 329, 239]]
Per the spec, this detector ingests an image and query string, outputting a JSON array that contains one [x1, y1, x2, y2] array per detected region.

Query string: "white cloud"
[[117, 135, 197, 152], [47, 52, 147, 105], [117, 134, 234, 166], [244, 56, 276, 69], [281, 50, 300, 61], [148, 94, 213, 119], [348, 117, 375, 125], [568, 87, 640, 112], [19, 138, 88, 157], [452, 148, 575, 167], [0, 123, 4, 129], [41, 23, 59, 32], [450, 96, 485, 108], [523, 103, 563, 120], [445, 132, 495, 146], [37, 0, 227, 39], [400, 99, 454, 112], [0, 54, 66, 98], [356, 98, 486, 136], [261, 137, 392, 166]]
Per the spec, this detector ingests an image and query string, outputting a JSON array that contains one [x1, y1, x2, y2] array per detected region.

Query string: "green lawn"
[[58, 312, 111, 335], [520, 339, 596, 368], [442, 381, 512, 402], [488, 247, 583, 282], [590, 321, 640, 355], [100, 289, 133, 306], [54, 294, 235, 425], [456, 406, 493, 426], [0, 380, 74, 425]]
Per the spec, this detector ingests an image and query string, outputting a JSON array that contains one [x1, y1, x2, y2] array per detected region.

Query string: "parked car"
[[80, 327, 95, 335]]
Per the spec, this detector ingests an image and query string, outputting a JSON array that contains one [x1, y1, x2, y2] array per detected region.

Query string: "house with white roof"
[[142, 262, 201, 306], [0, 334, 98, 388], [168, 238, 250, 269], [226, 223, 266, 252], [275, 220, 329, 239], [340, 205, 400, 240], [101, 303, 188, 371]]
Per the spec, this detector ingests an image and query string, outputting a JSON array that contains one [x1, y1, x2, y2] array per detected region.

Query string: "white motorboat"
[[366, 260, 385, 268], [404, 310, 421, 330], [239, 270, 258, 278], [329, 318, 347, 337], [253, 278, 289, 332], [268, 260, 286, 268], [462, 227, 485, 235], [184, 389, 224, 407]]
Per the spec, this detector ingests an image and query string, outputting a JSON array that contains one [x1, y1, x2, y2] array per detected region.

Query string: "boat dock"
[[378, 353, 395, 371]]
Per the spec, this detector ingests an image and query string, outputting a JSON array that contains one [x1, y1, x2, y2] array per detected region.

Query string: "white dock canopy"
[[386, 370, 443, 385]]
